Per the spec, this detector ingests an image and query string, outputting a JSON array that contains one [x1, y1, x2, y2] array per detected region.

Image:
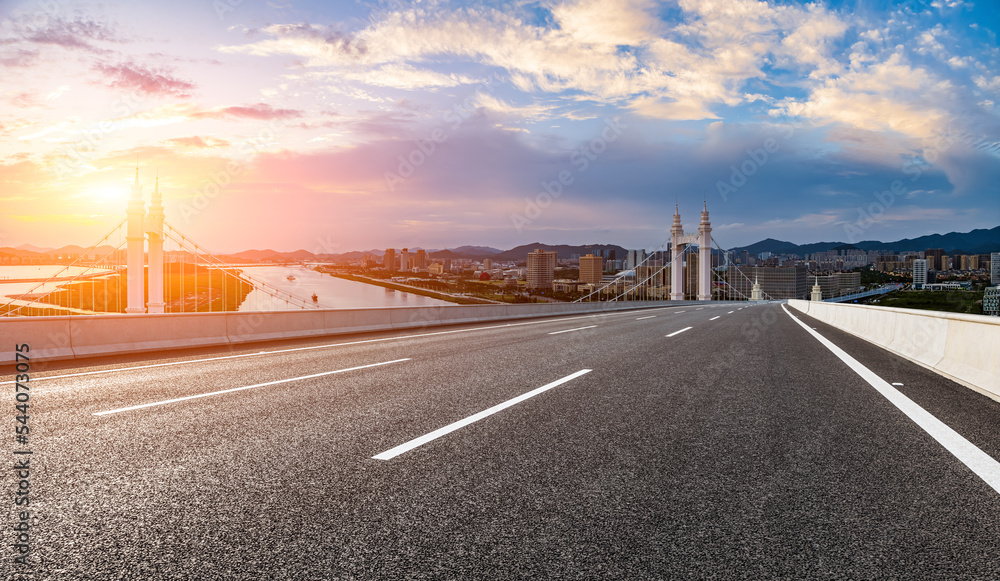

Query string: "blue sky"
[[1, 0, 998, 252]]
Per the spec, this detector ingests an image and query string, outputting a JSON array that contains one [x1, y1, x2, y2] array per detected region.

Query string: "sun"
[[84, 186, 129, 205]]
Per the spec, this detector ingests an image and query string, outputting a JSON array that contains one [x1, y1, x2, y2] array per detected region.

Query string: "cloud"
[[340, 63, 478, 90], [6, 15, 126, 53], [474, 94, 557, 120], [0, 48, 40, 68], [217, 1, 863, 123], [165, 136, 231, 149], [94, 62, 195, 98], [770, 52, 953, 141], [192, 103, 303, 121]]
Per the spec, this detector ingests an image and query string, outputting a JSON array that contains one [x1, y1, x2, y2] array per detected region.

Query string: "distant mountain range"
[[729, 226, 1000, 256], [5, 227, 997, 264]]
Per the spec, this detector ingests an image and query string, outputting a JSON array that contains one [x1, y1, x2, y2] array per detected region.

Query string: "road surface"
[[4, 302, 1000, 579]]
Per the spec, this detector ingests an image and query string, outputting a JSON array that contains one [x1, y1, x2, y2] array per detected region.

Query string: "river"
[[236, 265, 452, 310], [0, 264, 451, 311]]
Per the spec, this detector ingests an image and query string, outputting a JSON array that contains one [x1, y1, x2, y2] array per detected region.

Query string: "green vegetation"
[[857, 265, 909, 286], [873, 289, 984, 315]]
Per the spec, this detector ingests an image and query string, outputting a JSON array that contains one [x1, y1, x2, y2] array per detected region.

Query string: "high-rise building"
[[415, 249, 427, 270], [635, 263, 666, 289], [483, 258, 493, 271], [400, 248, 410, 271], [625, 249, 646, 270], [726, 266, 808, 300], [444, 258, 452, 272], [912, 259, 928, 289], [992, 252, 1000, 285], [384, 248, 396, 271], [924, 248, 945, 271], [579, 254, 603, 284], [526, 249, 557, 289], [984, 286, 1000, 316]]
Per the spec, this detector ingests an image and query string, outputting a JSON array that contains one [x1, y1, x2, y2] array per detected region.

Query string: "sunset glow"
[[1, 0, 998, 252]]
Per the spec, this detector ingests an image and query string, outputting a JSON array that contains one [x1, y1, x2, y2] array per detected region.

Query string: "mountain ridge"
[[4, 227, 997, 263]]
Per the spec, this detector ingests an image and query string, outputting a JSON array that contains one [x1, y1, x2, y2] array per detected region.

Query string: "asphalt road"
[[4, 302, 1000, 580]]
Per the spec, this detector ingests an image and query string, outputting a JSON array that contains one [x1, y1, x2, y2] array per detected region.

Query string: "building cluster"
[[357, 225, 1000, 310]]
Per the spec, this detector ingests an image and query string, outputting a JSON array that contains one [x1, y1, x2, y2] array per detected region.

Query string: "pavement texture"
[[3, 302, 1000, 580]]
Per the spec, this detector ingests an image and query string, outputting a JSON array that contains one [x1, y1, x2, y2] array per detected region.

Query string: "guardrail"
[[788, 299, 1000, 402], [0, 301, 693, 365]]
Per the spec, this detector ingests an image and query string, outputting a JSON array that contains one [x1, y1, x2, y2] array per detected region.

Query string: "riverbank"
[[326, 273, 498, 305]]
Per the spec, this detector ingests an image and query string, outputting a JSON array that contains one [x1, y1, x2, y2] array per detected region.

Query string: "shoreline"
[[325, 273, 500, 305]]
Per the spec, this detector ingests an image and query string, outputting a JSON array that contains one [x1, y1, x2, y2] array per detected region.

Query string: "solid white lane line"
[[373, 369, 592, 460], [93, 358, 411, 416], [7, 308, 673, 387], [548, 325, 597, 335], [782, 305, 1000, 495], [709, 316, 720, 321], [674, 311, 686, 314], [635, 315, 657, 320], [666, 327, 693, 337]]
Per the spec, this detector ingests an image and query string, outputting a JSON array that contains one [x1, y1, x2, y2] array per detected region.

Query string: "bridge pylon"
[[670, 203, 712, 301], [125, 166, 146, 314]]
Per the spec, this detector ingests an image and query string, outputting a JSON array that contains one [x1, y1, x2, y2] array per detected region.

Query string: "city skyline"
[[2, 0, 999, 252]]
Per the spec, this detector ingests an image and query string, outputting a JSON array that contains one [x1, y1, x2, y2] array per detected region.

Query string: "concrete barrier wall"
[[789, 300, 1000, 401], [0, 300, 685, 365]]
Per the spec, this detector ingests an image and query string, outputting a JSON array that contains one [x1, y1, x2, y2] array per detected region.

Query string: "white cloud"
[[217, 0, 990, 134], [771, 53, 954, 141], [341, 64, 477, 90]]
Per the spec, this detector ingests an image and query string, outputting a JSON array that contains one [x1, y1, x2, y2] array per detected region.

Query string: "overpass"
[[823, 283, 904, 303], [3, 299, 999, 578]]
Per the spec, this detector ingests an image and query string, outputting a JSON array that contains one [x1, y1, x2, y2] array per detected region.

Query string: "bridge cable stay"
[[574, 233, 674, 302], [709, 243, 755, 301], [711, 249, 753, 301], [711, 235, 776, 301], [161, 221, 321, 311], [162, 222, 310, 311], [607, 244, 694, 302], [1, 219, 128, 316]]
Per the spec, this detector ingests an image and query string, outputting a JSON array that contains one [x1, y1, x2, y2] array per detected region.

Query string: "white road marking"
[[93, 358, 410, 416], [782, 304, 1000, 495], [548, 325, 597, 335], [666, 327, 693, 337], [5, 307, 675, 387], [892, 382, 904, 386], [674, 311, 686, 314], [635, 315, 657, 320], [728, 311, 734, 314], [373, 369, 592, 460], [709, 316, 720, 321]]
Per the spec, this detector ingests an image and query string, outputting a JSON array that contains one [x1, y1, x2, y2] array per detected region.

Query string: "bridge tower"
[[146, 174, 165, 314], [697, 202, 712, 301], [125, 166, 146, 314], [670, 205, 685, 301], [751, 271, 763, 301], [811, 276, 823, 301]]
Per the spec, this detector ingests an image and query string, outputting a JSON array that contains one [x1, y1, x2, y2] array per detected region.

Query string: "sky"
[[1, 0, 998, 254]]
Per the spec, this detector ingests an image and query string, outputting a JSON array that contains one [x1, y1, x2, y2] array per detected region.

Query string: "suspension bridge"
[[1, 168, 322, 317], [1, 171, 775, 318]]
